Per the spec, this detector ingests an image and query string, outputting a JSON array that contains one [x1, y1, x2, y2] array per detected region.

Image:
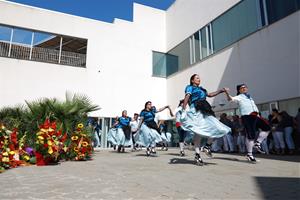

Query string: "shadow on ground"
[[255, 177, 300, 200], [169, 158, 217, 166]]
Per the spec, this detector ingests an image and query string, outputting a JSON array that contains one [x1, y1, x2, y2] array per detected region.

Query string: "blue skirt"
[[107, 128, 133, 146], [135, 124, 162, 147], [161, 132, 172, 143], [180, 107, 230, 138]]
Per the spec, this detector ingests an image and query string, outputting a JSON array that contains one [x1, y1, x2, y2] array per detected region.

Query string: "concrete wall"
[[0, 1, 168, 118], [166, 10, 300, 112]]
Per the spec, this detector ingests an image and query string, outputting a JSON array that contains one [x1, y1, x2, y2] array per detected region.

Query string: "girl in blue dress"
[[180, 74, 230, 165], [107, 110, 132, 153], [136, 101, 173, 156]]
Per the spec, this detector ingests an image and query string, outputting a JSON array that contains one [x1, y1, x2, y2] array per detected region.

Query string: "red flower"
[[81, 147, 87, 153], [60, 133, 67, 143], [43, 144, 49, 148]]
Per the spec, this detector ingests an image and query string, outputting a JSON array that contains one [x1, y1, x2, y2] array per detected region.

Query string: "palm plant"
[[0, 93, 100, 148]]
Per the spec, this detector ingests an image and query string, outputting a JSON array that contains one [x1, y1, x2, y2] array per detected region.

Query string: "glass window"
[[152, 51, 167, 77], [60, 36, 87, 67], [0, 25, 12, 57], [168, 38, 191, 71], [166, 53, 179, 76], [10, 28, 33, 59], [12, 28, 32, 45], [212, 0, 261, 52], [194, 32, 201, 62], [266, 0, 300, 24], [278, 98, 300, 117], [32, 32, 59, 63], [200, 27, 208, 58]]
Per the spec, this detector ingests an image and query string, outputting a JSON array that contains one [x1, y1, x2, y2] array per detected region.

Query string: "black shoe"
[[117, 145, 122, 152], [180, 151, 185, 157], [151, 148, 157, 154], [121, 146, 125, 153], [113, 145, 116, 150], [246, 154, 257, 163], [195, 153, 204, 166], [146, 148, 150, 156], [203, 145, 213, 158], [254, 142, 265, 154]]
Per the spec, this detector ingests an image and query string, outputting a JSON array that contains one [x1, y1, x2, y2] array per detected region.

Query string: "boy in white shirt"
[[224, 84, 271, 162]]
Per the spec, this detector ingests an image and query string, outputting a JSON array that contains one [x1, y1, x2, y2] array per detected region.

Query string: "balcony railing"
[[0, 41, 86, 67]]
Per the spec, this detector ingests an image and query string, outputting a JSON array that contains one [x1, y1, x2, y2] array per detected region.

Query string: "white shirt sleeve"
[[231, 95, 241, 103]]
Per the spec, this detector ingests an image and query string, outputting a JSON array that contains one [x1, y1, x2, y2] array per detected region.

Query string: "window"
[[10, 28, 33, 60], [194, 32, 201, 62], [152, 0, 300, 78], [0, 25, 12, 57], [152, 51, 167, 77], [168, 38, 191, 71], [266, 0, 300, 24], [212, 0, 262, 52], [32, 32, 59, 63], [0, 24, 87, 67]]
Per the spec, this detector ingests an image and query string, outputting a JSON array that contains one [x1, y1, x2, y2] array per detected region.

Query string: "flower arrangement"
[[0, 125, 22, 172], [35, 119, 65, 166], [67, 123, 93, 161]]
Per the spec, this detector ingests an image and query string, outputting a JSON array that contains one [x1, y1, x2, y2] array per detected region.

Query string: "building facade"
[[0, 0, 299, 146]]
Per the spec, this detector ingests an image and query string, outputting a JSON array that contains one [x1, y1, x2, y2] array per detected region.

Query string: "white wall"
[[166, 0, 240, 50], [0, 1, 168, 118], [166, 11, 300, 112]]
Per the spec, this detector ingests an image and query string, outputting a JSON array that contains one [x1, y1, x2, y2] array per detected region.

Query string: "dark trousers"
[[241, 115, 271, 140], [122, 125, 131, 140], [177, 126, 186, 143]]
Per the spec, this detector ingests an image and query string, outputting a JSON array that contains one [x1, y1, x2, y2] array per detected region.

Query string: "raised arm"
[[157, 105, 174, 117], [223, 88, 233, 101], [207, 88, 225, 98]]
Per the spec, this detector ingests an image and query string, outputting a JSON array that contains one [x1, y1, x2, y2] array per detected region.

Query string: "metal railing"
[[0, 41, 86, 67]]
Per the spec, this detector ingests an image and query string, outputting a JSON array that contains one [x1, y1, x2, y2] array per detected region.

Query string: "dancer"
[[224, 84, 271, 162], [180, 74, 230, 165], [107, 110, 132, 153], [130, 113, 140, 151], [175, 99, 192, 156], [158, 120, 172, 151], [136, 101, 173, 156]]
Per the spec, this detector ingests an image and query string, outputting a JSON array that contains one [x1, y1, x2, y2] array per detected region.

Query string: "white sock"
[[246, 138, 254, 156], [195, 147, 200, 154], [256, 131, 269, 144], [179, 142, 184, 151]]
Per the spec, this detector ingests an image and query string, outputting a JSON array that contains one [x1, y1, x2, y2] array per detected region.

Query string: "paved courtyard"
[[0, 148, 299, 200]]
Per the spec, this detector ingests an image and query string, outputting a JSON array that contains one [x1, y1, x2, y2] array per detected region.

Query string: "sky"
[[7, 0, 175, 23]]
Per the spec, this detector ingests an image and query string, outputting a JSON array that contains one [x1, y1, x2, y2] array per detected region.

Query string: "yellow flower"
[[9, 151, 15, 155], [48, 147, 53, 154], [2, 152, 8, 156], [23, 155, 30, 161], [48, 128, 54, 132], [71, 136, 79, 141], [77, 123, 84, 129], [82, 142, 88, 147], [38, 136, 44, 140], [63, 146, 68, 152], [74, 147, 79, 152], [47, 140, 53, 146], [40, 128, 47, 133], [2, 157, 9, 162]]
